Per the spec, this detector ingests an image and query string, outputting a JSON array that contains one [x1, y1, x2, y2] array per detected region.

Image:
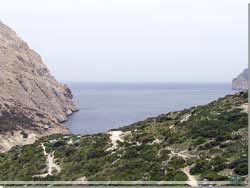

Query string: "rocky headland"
[[0, 21, 78, 152], [232, 69, 248, 90]]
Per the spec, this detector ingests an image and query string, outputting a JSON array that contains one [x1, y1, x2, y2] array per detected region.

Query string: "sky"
[[0, 0, 248, 83]]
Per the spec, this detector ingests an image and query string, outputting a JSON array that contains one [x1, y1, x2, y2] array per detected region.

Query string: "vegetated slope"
[[0, 92, 248, 183], [0, 21, 78, 152]]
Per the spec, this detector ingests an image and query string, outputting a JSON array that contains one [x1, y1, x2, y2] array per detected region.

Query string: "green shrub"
[[234, 163, 248, 175], [201, 170, 227, 181], [192, 137, 207, 146], [190, 159, 211, 174]]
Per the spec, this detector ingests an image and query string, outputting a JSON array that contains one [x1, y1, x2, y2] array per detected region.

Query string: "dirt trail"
[[33, 143, 61, 178], [241, 103, 248, 113], [106, 131, 125, 151], [182, 166, 198, 187], [165, 147, 198, 187], [180, 114, 191, 122]]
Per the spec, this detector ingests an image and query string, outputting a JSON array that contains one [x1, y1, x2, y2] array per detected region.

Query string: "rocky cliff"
[[232, 69, 248, 90], [0, 21, 78, 152]]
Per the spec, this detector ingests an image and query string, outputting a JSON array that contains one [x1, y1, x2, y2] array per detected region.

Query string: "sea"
[[64, 83, 235, 135]]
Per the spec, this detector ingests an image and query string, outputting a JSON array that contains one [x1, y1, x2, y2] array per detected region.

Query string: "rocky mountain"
[[0, 91, 248, 186], [232, 69, 248, 90], [0, 21, 78, 152]]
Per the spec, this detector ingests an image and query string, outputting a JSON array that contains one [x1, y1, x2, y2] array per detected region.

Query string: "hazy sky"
[[0, 0, 248, 83]]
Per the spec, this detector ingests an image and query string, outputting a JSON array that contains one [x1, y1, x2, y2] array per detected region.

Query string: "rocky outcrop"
[[0, 21, 78, 152], [232, 69, 248, 90]]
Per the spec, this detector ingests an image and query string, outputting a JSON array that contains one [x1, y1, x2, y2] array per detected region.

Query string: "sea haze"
[[64, 83, 235, 134]]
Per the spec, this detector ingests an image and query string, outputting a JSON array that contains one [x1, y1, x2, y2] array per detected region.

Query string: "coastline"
[[63, 82, 235, 135], [0, 91, 247, 183]]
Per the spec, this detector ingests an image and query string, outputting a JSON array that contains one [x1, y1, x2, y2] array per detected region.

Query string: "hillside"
[[0, 21, 78, 152], [0, 91, 248, 185]]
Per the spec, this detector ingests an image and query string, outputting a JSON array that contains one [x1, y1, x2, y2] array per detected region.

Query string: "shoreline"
[[0, 91, 247, 182], [63, 83, 236, 135], [63, 91, 245, 137]]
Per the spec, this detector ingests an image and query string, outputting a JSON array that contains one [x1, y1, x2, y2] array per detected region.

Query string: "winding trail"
[[33, 143, 61, 178], [164, 147, 198, 187], [182, 166, 198, 187]]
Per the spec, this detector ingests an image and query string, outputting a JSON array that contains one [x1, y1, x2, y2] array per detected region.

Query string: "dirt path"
[[33, 143, 61, 178], [241, 103, 248, 113], [164, 147, 198, 187], [180, 113, 191, 122], [182, 166, 198, 187], [166, 147, 194, 160], [106, 131, 124, 151]]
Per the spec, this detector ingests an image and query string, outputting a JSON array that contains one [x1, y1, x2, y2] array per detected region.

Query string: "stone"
[[0, 21, 78, 152], [232, 69, 248, 90]]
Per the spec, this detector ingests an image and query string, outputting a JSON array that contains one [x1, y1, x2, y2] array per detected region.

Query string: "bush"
[[150, 164, 165, 180], [138, 134, 155, 144], [190, 159, 211, 174], [192, 137, 207, 146], [123, 148, 139, 159], [228, 158, 248, 169], [210, 157, 227, 172], [158, 149, 171, 161], [141, 150, 156, 162], [164, 170, 187, 181], [173, 171, 188, 181], [87, 149, 106, 159], [52, 141, 66, 148], [234, 163, 248, 175], [201, 170, 227, 181], [168, 157, 186, 168]]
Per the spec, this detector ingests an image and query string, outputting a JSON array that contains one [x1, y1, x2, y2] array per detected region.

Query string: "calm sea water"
[[64, 83, 235, 134]]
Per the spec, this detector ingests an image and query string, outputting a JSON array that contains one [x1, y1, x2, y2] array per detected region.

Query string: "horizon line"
[[60, 81, 232, 84]]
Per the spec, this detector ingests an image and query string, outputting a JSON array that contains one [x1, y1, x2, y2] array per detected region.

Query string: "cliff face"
[[0, 21, 78, 152], [232, 69, 248, 90]]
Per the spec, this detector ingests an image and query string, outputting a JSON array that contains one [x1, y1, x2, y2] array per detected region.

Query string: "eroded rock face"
[[0, 21, 78, 152], [232, 69, 248, 90]]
